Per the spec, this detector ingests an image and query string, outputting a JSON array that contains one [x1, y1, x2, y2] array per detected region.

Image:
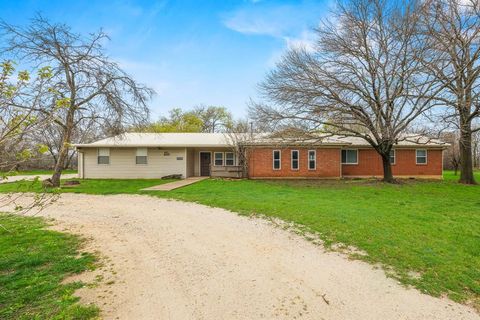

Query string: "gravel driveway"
[[6, 193, 479, 320]]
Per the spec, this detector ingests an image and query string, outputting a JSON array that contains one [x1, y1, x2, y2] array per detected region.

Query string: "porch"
[[186, 147, 244, 178]]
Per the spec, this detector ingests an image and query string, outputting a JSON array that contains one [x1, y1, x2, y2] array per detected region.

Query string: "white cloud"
[[284, 29, 317, 52], [222, 6, 291, 37], [222, 2, 325, 53]]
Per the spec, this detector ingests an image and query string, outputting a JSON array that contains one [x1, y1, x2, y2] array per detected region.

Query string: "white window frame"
[[214, 152, 224, 166], [416, 149, 427, 165], [389, 149, 396, 165], [136, 147, 148, 165], [272, 150, 281, 170], [97, 148, 110, 165], [341, 149, 358, 165], [291, 150, 299, 170], [225, 152, 235, 166], [308, 150, 316, 170]]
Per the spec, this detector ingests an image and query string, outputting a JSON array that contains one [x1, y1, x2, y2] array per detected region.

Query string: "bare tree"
[[441, 131, 462, 174], [1, 16, 154, 186], [251, 0, 442, 183], [224, 119, 254, 178], [33, 116, 105, 169], [474, 130, 480, 168], [420, 0, 480, 184]]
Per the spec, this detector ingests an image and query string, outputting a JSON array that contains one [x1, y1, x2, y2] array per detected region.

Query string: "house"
[[74, 132, 447, 180]]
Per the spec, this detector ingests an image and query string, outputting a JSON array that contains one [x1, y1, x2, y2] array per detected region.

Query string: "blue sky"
[[0, 0, 331, 119]]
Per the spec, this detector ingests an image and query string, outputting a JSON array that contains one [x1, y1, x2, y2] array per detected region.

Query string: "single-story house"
[[74, 132, 447, 180]]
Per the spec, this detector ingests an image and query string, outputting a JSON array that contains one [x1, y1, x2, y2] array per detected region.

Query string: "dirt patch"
[[3, 193, 479, 320]]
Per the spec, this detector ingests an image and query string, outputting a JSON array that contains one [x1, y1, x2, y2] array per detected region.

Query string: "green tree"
[[0, 60, 50, 174], [193, 105, 232, 132], [138, 108, 203, 133]]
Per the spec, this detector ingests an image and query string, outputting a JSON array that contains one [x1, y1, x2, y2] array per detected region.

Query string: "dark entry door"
[[200, 152, 211, 176]]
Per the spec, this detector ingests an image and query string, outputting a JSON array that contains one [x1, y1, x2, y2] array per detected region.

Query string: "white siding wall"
[[82, 147, 187, 179], [186, 148, 195, 177], [78, 152, 84, 178]]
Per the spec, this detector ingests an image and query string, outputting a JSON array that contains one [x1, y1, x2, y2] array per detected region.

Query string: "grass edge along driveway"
[[0, 214, 98, 320], [0, 171, 479, 311]]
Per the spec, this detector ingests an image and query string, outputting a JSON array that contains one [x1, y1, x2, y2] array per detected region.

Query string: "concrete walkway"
[[142, 176, 208, 191], [0, 173, 78, 184]]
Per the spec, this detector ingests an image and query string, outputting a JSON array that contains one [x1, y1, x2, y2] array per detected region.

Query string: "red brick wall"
[[248, 148, 341, 178], [341, 148, 443, 177]]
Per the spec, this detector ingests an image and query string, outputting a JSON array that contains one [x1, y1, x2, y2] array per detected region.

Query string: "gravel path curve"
[[5, 193, 478, 320]]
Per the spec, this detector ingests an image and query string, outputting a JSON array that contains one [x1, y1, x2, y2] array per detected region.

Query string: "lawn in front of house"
[[0, 178, 176, 195], [1, 169, 77, 177], [0, 214, 98, 320], [0, 171, 478, 309]]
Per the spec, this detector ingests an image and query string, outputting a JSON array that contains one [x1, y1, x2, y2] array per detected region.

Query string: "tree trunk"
[[459, 127, 476, 184], [381, 153, 395, 183], [51, 110, 75, 187]]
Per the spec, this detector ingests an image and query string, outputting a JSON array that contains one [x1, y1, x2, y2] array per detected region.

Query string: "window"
[[308, 150, 316, 170], [342, 149, 358, 164], [389, 149, 396, 165], [97, 148, 110, 165], [214, 152, 224, 166], [273, 150, 281, 170], [291, 150, 299, 170], [416, 149, 427, 164], [136, 148, 148, 165], [225, 152, 235, 166]]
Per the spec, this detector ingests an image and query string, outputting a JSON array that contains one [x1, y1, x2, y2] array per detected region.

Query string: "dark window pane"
[[136, 156, 147, 164], [389, 150, 395, 164], [98, 156, 109, 164]]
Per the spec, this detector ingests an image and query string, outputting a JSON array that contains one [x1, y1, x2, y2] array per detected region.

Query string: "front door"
[[200, 152, 211, 176]]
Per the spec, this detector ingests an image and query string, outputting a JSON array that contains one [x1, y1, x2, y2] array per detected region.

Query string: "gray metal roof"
[[75, 132, 447, 148]]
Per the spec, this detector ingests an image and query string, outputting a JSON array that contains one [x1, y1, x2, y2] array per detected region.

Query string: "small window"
[[97, 148, 110, 165], [390, 149, 395, 164], [136, 148, 148, 165], [308, 150, 316, 170], [291, 150, 299, 170], [273, 150, 281, 170], [214, 152, 224, 166], [225, 152, 235, 166], [416, 149, 427, 164], [342, 149, 358, 164]]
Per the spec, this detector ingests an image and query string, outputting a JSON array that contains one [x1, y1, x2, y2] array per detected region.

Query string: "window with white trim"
[[214, 152, 224, 166], [291, 150, 299, 170], [136, 148, 148, 165], [341, 149, 358, 164], [273, 150, 281, 170], [97, 148, 110, 165], [308, 150, 316, 170], [389, 149, 395, 164], [416, 149, 427, 164], [225, 152, 235, 166]]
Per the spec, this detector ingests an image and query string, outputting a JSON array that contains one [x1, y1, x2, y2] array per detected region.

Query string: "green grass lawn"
[[0, 214, 98, 319], [1, 169, 77, 177], [0, 171, 478, 309], [0, 178, 175, 195]]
